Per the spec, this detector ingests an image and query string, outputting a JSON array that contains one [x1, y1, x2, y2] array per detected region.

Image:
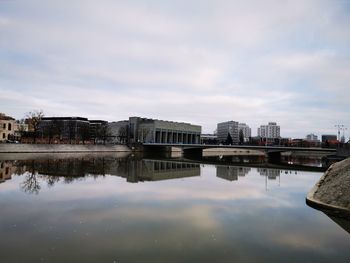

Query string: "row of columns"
[[154, 129, 200, 144]]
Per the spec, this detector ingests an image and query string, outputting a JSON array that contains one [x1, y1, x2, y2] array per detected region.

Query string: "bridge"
[[142, 143, 337, 161]]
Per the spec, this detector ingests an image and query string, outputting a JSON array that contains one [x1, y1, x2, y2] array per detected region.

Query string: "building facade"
[[306, 133, 319, 142], [128, 117, 201, 144], [108, 120, 129, 144], [217, 121, 239, 144], [321, 134, 337, 143], [238, 123, 252, 142], [0, 113, 16, 142], [38, 117, 91, 142], [89, 120, 108, 142], [257, 122, 280, 139]]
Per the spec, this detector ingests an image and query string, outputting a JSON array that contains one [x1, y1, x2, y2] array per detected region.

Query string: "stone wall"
[[0, 143, 131, 153]]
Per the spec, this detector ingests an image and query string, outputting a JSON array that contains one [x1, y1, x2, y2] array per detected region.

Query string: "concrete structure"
[[217, 121, 239, 144], [258, 122, 280, 139], [0, 113, 16, 142], [307, 157, 350, 218], [0, 144, 131, 153], [128, 117, 201, 144], [238, 123, 252, 142]]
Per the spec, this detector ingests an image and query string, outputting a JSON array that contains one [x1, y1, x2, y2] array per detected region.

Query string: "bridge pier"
[[267, 151, 282, 163], [183, 148, 203, 159]]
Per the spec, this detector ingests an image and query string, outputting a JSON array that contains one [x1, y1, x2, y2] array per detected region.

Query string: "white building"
[[238, 123, 251, 142], [217, 121, 239, 144], [306, 133, 319, 141], [257, 122, 280, 139]]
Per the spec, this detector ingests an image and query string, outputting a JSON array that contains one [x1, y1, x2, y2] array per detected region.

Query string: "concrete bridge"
[[142, 143, 337, 161]]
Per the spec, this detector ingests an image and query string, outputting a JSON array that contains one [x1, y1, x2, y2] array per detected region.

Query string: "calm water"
[[0, 153, 349, 263]]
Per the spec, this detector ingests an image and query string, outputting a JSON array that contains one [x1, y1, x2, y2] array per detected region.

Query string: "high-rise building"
[[217, 121, 239, 144], [257, 122, 280, 139], [238, 123, 251, 142]]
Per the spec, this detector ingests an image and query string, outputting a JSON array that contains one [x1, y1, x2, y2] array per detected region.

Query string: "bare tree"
[[117, 126, 128, 144], [25, 110, 44, 143], [96, 123, 111, 145]]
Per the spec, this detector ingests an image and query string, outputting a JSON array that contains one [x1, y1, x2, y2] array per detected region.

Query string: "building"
[[128, 117, 201, 144], [200, 134, 218, 144], [0, 113, 16, 142], [108, 120, 129, 144], [306, 133, 319, 142], [257, 122, 280, 139], [89, 120, 108, 142], [38, 117, 91, 143], [321, 134, 337, 143], [217, 121, 239, 144], [238, 123, 251, 142]]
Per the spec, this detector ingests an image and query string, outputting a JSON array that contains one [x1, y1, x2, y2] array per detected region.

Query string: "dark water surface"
[[0, 153, 349, 263]]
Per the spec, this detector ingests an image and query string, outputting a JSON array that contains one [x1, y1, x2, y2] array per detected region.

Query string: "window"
[[2, 133, 5, 139], [3, 123, 5, 129], [8, 123, 11, 131]]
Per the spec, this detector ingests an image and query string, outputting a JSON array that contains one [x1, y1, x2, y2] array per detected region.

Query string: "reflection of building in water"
[[216, 166, 251, 181], [12, 158, 200, 184], [117, 160, 200, 183], [0, 161, 15, 183], [258, 168, 280, 180]]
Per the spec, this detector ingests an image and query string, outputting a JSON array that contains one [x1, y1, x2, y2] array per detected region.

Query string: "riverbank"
[[0, 143, 131, 153], [306, 157, 350, 218]]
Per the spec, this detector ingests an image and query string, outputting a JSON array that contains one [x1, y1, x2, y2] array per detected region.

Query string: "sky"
[[0, 0, 349, 138]]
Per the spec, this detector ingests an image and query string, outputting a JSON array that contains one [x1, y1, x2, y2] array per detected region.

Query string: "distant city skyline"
[[1, 1, 349, 138]]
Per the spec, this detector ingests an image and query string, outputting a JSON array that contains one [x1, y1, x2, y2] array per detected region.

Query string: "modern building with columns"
[[128, 117, 201, 144]]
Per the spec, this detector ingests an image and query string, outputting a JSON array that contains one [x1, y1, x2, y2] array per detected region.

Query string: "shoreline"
[[306, 157, 350, 219], [0, 143, 131, 153]]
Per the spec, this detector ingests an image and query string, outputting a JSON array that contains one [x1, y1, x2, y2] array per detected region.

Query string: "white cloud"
[[0, 0, 350, 138]]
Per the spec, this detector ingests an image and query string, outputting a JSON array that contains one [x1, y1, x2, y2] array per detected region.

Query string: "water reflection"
[[0, 160, 15, 184], [0, 154, 349, 262], [0, 156, 201, 193], [216, 166, 251, 181]]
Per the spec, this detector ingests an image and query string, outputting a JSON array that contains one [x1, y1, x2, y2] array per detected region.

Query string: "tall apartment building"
[[217, 121, 239, 144], [257, 122, 280, 139], [238, 123, 251, 142]]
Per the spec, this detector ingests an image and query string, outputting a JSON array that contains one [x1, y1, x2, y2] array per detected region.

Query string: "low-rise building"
[[38, 117, 91, 143], [128, 117, 201, 144], [321, 134, 337, 143], [0, 113, 16, 142], [200, 134, 218, 144]]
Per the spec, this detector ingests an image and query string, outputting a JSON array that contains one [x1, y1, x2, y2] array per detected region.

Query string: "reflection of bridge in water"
[[142, 143, 336, 161], [0, 154, 328, 194]]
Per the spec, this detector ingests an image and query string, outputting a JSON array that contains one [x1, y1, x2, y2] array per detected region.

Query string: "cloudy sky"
[[0, 0, 349, 138]]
